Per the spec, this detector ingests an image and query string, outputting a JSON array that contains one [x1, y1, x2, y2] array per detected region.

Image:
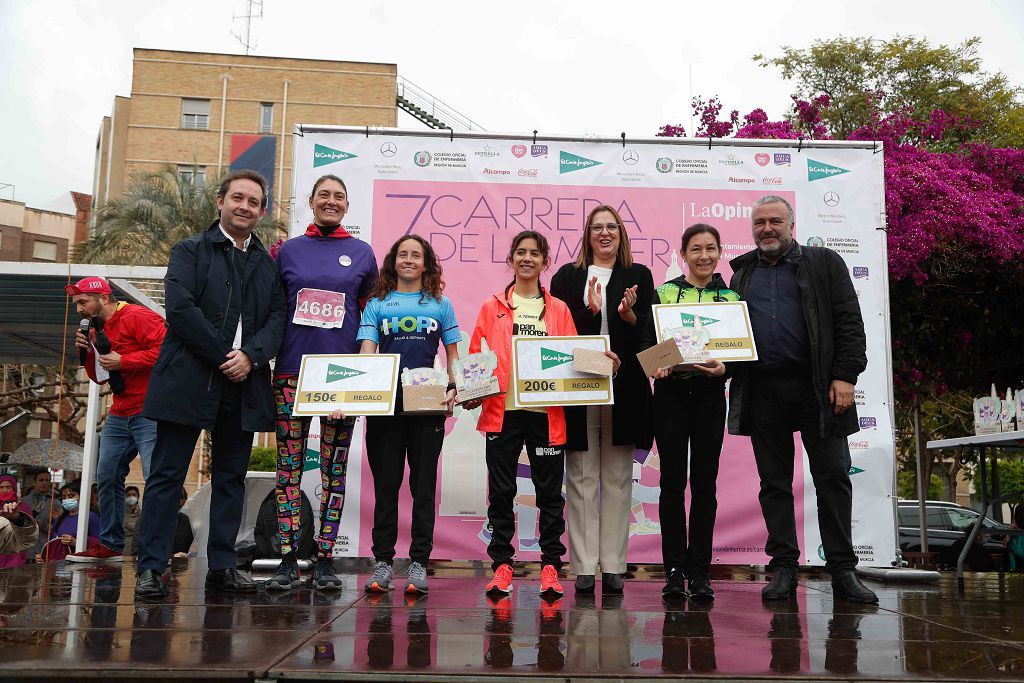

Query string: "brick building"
[[0, 192, 92, 263], [92, 48, 398, 224]]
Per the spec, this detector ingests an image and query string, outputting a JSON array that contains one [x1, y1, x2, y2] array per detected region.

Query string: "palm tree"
[[75, 165, 285, 265]]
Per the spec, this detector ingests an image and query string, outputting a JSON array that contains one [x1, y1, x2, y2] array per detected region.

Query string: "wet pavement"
[[2, 559, 1024, 680]]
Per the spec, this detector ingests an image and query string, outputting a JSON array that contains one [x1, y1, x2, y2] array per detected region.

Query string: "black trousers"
[[485, 410, 566, 570], [653, 376, 726, 575], [364, 412, 446, 565], [748, 370, 857, 573], [136, 384, 253, 573]]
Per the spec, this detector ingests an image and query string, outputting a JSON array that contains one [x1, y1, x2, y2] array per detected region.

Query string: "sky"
[[1, 0, 1022, 209]]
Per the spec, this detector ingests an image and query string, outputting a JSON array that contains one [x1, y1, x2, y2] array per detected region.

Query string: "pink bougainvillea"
[[659, 94, 1024, 392]]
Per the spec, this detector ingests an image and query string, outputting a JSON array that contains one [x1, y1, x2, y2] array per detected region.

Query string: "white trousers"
[[565, 404, 634, 575]]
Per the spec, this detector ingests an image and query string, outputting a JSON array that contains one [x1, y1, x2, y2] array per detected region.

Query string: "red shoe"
[[486, 563, 514, 594], [540, 564, 563, 596], [66, 544, 124, 563]]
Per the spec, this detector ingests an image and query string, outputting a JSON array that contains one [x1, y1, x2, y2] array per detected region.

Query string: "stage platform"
[[2, 558, 1024, 681]]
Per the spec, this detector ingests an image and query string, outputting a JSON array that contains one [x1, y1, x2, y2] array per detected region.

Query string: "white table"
[[927, 430, 1024, 593]]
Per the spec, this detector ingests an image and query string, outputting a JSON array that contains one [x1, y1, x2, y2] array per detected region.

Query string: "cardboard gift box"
[[572, 347, 614, 376], [637, 338, 685, 378], [402, 383, 448, 415]]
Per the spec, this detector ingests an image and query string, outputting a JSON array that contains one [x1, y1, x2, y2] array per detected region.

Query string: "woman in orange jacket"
[[466, 230, 611, 598]]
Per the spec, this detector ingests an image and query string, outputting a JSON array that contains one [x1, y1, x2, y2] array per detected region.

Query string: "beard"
[[757, 234, 792, 259]]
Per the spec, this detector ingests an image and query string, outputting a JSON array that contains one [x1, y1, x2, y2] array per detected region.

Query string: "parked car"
[[897, 500, 1007, 568]]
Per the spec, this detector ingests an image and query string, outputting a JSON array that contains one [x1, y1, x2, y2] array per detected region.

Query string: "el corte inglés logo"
[[559, 151, 602, 174], [325, 364, 366, 383], [313, 144, 357, 168], [540, 348, 573, 370], [806, 158, 850, 182], [680, 313, 720, 327]]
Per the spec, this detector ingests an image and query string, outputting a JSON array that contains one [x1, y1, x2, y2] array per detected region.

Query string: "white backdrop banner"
[[289, 128, 896, 566]]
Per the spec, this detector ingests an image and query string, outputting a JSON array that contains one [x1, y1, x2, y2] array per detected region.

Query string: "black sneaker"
[[266, 555, 300, 591], [662, 568, 687, 599], [314, 556, 343, 591], [688, 573, 715, 602]]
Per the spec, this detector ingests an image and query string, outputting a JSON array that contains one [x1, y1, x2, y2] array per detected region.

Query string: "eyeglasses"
[[590, 224, 621, 234]]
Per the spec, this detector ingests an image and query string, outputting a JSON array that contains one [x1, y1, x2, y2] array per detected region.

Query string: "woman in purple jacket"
[[266, 174, 378, 591]]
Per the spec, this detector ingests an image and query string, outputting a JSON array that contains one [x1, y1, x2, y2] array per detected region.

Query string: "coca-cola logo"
[[762, 176, 783, 185]]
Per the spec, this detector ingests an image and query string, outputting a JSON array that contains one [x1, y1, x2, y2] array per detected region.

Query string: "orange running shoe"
[[539, 564, 563, 596], [486, 563, 514, 594]]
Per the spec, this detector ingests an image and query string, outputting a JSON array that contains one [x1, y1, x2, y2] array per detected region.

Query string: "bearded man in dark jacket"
[[727, 195, 877, 604]]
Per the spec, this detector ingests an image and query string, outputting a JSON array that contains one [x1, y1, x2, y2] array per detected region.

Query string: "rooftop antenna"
[[231, 0, 263, 56]]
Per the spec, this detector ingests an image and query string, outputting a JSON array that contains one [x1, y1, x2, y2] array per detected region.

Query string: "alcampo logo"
[[559, 151, 602, 174], [325, 364, 365, 383], [680, 313, 720, 327], [540, 347, 573, 370], [807, 158, 849, 182], [313, 144, 357, 168]]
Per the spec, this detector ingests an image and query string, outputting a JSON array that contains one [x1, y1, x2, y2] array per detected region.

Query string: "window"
[[32, 240, 58, 261], [259, 102, 274, 133], [946, 508, 981, 532], [181, 98, 211, 130], [899, 505, 951, 531], [178, 165, 206, 186]]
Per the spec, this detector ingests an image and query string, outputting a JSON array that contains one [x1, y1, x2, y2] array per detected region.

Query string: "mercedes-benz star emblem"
[[622, 150, 639, 165], [823, 191, 840, 207], [380, 142, 397, 158]]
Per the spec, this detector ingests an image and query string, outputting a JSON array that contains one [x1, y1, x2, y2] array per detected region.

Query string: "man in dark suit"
[[728, 195, 877, 604], [134, 170, 286, 599]]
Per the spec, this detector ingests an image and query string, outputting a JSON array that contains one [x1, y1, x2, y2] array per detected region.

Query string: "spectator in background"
[[173, 488, 194, 557], [0, 475, 36, 566], [123, 485, 142, 556], [90, 483, 100, 512], [37, 481, 100, 562], [21, 470, 55, 557], [1005, 504, 1024, 572], [129, 487, 191, 557]]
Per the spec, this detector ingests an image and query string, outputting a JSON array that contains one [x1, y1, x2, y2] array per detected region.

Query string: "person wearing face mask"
[[0, 475, 36, 566], [265, 174, 378, 593], [38, 481, 101, 562], [123, 486, 142, 556], [549, 205, 655, 595], [640, 224, 738, 602]]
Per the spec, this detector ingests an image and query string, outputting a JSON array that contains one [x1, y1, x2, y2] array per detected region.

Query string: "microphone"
[[77, 318, 90, 367], [91, 315, 125, 395]]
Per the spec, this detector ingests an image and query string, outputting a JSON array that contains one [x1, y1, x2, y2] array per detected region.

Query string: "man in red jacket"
[[64, 277, 166, 563]]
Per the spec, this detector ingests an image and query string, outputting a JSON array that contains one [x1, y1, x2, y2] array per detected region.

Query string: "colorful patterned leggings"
[[273, 375, 355, 557]]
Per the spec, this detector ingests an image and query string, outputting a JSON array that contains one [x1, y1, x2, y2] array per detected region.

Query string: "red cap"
[[65, 277, 112, 297]]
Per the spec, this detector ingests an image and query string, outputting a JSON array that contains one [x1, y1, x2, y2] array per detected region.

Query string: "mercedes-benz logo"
[[622, 150, 639, 165], [380, 142, 397, 158], [823, 191, 840, 207]]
